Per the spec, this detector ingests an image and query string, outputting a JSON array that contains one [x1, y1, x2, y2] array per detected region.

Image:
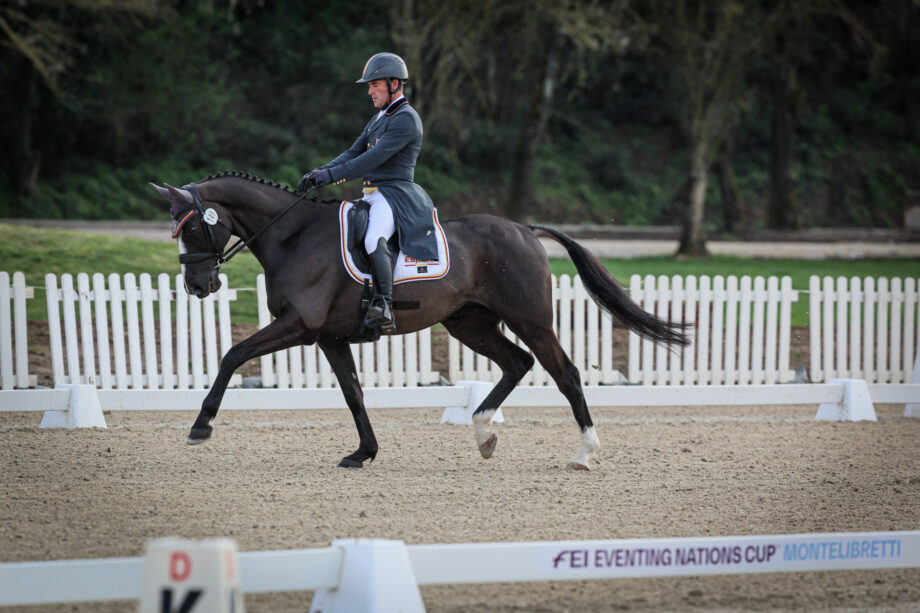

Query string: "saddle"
[[339, 200, 450, 286], [339, 200, 451, 344], [345, 200, 399, 276]]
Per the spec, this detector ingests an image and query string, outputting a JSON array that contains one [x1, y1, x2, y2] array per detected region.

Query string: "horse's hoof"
[[187, 426, 213, 445], [566, 462, 590, 472], [337, 457, 364, 468], [478, 434, 498, 459]]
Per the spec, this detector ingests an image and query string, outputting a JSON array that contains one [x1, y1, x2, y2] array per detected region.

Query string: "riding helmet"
[[356, 52, 409, 83]]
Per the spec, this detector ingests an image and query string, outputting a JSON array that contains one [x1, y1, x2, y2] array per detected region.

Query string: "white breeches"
[[363, 189, 396, 254]]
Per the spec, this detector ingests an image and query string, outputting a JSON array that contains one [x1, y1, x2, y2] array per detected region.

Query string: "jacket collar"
[[384, 96, 409, 116], [375, 97, 408, 122]]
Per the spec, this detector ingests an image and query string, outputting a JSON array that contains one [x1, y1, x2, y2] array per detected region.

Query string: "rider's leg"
[[363, 191, 396, 254], [363, 192, 396, 331], [365, 237, 395, 331]]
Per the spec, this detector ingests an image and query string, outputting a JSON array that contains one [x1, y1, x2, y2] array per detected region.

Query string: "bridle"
[[173, 183, 318, 268]]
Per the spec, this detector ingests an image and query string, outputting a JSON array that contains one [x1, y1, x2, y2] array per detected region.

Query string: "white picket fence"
[[2, 271, 917, 393], [256, 274, 439, 388], [809, 276, 919, 384], [448, 274, 799, 387], [628, 275, 798, 385], [0, 272, 34, 389], [448, 275, 627, 386], [45, 272, 239, 389]]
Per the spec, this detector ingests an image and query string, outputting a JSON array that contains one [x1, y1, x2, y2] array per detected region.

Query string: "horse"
[[150, 171, 688, 470]]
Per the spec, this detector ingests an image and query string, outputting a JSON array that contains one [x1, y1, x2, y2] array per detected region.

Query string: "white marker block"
[[815, 379, 877, 422], [310, 539, 424, 613], [40, 384, 107, 429], [139, 537, 244, 613]]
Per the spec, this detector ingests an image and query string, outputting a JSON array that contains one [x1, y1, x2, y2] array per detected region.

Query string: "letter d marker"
[[139, 537, 243, 613]]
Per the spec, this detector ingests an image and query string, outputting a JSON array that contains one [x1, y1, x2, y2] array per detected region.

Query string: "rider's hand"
[[297, 169, 319, 193], [313, 168, 332, 188], [297, 168, 333, 192]]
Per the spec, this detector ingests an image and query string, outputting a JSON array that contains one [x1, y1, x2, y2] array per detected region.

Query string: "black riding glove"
[[313, 168, 332, 188], [297, 168, 333, 192], [297, 169, 319, 193]]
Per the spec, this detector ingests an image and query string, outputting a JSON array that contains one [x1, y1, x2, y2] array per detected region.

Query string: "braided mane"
[[202, 170, 295, 193], [200, 170, 340, 205]]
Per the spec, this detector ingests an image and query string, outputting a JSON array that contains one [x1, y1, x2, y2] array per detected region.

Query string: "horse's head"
[[150, 182, 233, 298]]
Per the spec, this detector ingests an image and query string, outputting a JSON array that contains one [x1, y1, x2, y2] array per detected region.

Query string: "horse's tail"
[[529, 225, 690, 347]]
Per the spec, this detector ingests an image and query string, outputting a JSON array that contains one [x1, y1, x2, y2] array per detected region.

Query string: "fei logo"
[[138, 537, 244, 613]]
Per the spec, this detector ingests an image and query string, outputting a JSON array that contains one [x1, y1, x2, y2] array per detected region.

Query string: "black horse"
[[151, 172, 688, 470]]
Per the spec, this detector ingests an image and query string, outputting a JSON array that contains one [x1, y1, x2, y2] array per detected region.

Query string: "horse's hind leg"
[[443, 306, 535, 459], [319, 341, 378, 468], [509, 320, 599, 471], [188, 309, 310, 444]]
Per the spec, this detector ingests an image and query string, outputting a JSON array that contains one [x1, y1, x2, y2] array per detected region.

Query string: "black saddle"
[[346, 200, 399, 275]]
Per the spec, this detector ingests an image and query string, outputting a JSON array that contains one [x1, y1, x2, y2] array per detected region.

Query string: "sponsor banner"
[[535, 532, 920, 580]]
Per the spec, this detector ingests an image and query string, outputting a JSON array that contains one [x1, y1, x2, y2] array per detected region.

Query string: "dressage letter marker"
[[139, 537, 243, 613]]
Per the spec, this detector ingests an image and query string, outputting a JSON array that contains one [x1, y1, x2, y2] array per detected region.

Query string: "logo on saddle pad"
[[338, 201, 450, 285]]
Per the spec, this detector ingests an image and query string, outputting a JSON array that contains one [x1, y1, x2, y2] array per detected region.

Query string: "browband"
[[171, 209, 196, 238]]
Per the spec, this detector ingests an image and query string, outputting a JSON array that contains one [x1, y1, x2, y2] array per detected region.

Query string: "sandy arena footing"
[[2, 403, 919, 612]]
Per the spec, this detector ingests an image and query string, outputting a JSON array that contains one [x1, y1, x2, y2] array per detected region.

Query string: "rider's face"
[[368, 79, 397, 109]]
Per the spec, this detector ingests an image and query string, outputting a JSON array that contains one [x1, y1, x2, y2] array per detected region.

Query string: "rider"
[[298, 52, 438, 333]]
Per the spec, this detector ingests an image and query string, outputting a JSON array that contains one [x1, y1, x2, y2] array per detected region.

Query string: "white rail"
[[5, 382, 917, 427], [1, 531, 917, 607], [0, 548, 342, 605]]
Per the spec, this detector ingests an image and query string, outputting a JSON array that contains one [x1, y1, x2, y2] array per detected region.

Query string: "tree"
[[0, 0, 158, 198], [761, 0, 892, 230], [715, 136, 743, 234], [638, 0, 783, 255], [388, 0, 632, 221], [504, 1, 632, 221]]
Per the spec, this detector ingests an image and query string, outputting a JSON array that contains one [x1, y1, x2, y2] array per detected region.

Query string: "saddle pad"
[[339, 201, 450, 285]]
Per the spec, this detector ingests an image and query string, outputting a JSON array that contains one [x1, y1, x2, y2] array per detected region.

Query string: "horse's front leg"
[[319, 341, 378, 467], [188, 310, 312, 444]]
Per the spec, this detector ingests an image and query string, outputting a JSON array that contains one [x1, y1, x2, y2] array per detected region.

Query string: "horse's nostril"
[[209, 270, 221, 293]]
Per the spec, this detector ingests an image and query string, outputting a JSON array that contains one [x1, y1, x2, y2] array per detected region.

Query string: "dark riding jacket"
[[321, 98, 439, 261]]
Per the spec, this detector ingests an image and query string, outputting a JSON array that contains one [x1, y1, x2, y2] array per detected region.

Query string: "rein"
[[177, 184, 319, 267]]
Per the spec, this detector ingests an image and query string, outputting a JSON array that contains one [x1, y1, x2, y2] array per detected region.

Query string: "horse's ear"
[[149, 183, 171, 201], [164, 183, 194, 204]]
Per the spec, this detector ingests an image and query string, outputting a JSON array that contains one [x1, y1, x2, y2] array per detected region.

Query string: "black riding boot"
[[365, 237, 395, 333]]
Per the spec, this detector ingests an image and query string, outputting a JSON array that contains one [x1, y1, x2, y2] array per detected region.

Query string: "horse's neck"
[[202, 180, 280, 226], [201, 179, 315, 261]]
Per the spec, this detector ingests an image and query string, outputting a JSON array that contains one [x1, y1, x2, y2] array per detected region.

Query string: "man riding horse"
[[298, 52, 438, 334], [153, 54, 688, 470]]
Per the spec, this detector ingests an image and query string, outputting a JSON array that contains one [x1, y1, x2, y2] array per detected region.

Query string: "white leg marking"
[[473, 409, 496, 447], [571, 426, 600, 467]]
